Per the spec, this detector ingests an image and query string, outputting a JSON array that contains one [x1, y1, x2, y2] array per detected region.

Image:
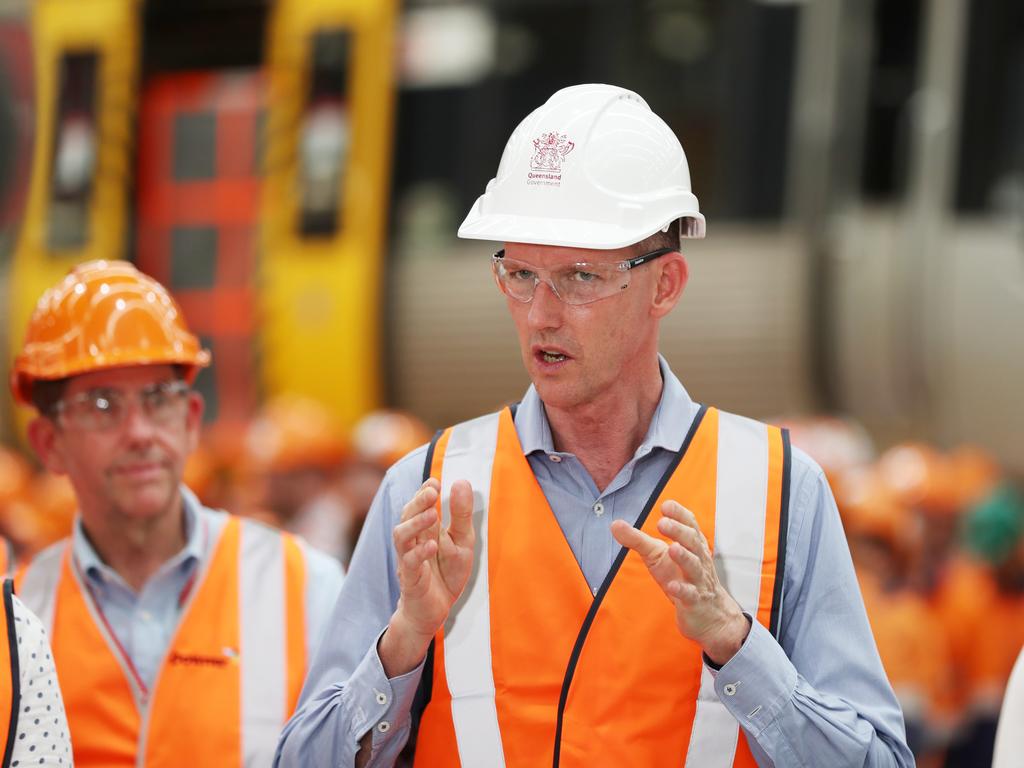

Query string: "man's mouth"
[[534, 345, 572, 365]]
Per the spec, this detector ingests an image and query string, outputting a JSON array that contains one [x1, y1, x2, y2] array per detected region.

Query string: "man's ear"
[[27, 416, 67, 475], [184, 390, 205, 455], [651, 252, 689, 318]]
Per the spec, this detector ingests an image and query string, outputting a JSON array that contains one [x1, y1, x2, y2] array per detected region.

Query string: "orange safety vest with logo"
[[413, 405, 790, 768], [16, 516, 308, 767], [0, 579, 19, 768]]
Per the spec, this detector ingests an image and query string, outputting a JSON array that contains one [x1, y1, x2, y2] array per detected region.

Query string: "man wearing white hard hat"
[[276, 85, 912, 767]]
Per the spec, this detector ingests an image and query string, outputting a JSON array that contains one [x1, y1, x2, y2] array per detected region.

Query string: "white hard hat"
[[458, 84, 705, 250]]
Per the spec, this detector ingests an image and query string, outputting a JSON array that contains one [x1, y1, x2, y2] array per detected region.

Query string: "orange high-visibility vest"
[[414, 406, 790, 768], [0, 579, 18, 767], [16, 515, 309, 767]]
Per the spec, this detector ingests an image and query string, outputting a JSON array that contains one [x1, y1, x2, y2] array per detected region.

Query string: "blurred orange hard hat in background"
[[245, 394, 350, 473], [876, 442, 958, 517], [833, 466, 916, 555], [351, 410, 432, 469], [10, 260, 210, 404], [947, 444, 1003, 512]]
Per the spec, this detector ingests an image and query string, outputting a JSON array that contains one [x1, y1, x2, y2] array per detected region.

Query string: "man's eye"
[[571, 270, 600, 282], [509, 269, 536, 281]]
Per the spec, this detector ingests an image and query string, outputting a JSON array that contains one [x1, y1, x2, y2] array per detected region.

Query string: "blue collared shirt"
[[275, 359, 913, 767], [73, 486, 345, 690]]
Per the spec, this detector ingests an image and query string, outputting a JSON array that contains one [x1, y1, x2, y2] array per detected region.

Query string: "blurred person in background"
[[244, 394, 353, 562], [945, 484, 1024, 767], [0, 446, 32, 573], [277, 84, 912, 767], [834, 467, 955, 766], [341, 410, 433, 563], [11, 260, 344, 767]]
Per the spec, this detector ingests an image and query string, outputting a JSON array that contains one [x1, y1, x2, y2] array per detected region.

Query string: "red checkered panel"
[[136, 71, 266, 427]]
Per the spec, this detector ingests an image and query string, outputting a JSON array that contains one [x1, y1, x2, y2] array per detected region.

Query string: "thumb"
[[447, 480, 476, 547]]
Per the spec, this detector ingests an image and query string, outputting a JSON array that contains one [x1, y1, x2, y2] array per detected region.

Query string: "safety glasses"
[[491, 247, 674, 306]]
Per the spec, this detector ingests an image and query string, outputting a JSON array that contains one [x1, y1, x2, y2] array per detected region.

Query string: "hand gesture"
[[611, 501, 749, 665], [380, 477, 476, 676]]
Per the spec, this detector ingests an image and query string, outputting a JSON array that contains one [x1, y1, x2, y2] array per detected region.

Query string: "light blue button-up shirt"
[[73, 487, 345, 690], [275, 359, 913, 767]]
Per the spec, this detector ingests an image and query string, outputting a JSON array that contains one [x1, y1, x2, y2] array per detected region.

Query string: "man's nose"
[[527, 279, 565, 330], [120, 399, 158, 444]]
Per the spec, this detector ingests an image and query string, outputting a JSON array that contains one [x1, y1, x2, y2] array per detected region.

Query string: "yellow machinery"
[[8, 0, 139, 372], [6, 0, 396, 431], [261, 0, 397, 425]]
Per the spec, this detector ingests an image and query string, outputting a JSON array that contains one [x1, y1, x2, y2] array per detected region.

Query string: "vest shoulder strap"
[[0, 579, 18, 768]]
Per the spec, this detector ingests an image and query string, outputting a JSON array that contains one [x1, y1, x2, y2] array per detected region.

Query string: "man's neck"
[[80, 500, 189, 593], [544, 360, 664, 492]]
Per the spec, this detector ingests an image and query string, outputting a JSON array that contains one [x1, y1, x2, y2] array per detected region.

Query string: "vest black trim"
[[551, 404, 709, 768], [2, 579, 20, 768], [769, 429, 791, 638]]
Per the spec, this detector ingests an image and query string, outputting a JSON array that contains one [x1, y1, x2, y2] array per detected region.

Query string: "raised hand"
[[611, 500, 749, 665], [379, 477, 477, 677]]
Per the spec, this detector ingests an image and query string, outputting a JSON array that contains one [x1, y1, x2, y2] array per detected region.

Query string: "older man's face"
[[502, 242, 664, 412]]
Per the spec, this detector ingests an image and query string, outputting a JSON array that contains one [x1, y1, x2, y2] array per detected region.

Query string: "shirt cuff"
[[705, 618, 798, 736], [343, 628, 426, 749]]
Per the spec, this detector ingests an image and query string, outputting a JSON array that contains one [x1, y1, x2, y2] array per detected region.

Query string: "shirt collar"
[[514, 355, 699, 457], [72, 485, 205, 584]]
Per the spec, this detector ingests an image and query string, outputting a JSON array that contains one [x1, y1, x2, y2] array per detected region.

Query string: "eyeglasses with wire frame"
[[491, 247, 675, 306], [50, 380, 192, 432]]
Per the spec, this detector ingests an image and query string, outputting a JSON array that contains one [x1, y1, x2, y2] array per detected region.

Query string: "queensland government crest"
[[530, 131, 575, 172]]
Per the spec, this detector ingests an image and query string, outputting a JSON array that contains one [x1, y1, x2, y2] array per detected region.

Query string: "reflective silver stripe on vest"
[[685, 411, 770, 768], [440, 412, 506, 767], [16, 542, 65, 635], [238, 519, 289, 767]]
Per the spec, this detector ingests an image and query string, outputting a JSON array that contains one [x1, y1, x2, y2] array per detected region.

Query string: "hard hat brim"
[[458, 203, 706, 250]]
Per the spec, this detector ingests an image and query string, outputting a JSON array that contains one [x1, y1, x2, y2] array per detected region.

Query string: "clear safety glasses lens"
[[54, 380, 191, 431], [491, 254, 630, 306]]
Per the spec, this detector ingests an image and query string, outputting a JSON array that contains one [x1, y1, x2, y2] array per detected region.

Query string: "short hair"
[[29, 378, 69, 417], [634, 218, 682, 255]]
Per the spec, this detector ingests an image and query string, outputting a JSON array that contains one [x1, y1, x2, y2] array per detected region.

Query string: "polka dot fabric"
[[9, 595, 72, 766]]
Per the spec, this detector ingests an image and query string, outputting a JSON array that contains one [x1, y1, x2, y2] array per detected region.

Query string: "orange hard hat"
[[351, 410, 432, 469], [246, 394, 350, 473], [834, 466, 914, 553], [11, 260, 210, 404], [948, 444, 1003, 512], [876, 442, 957, 517]]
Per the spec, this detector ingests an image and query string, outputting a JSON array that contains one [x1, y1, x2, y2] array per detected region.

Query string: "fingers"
[[611, 519, 666, 567], [657, 502, 707, 554], [447, 479, 476, 547], [400, 478, 440, 522]]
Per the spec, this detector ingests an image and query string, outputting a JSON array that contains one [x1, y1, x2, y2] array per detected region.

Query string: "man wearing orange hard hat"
[[11, 260, 344, 767]]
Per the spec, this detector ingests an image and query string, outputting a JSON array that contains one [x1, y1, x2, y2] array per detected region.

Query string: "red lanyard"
[[74, 519, 208, 702]]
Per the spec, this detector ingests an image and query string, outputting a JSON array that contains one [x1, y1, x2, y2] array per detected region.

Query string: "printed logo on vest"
[[528, 131, 574, 187], [169, 647, 239, 668]]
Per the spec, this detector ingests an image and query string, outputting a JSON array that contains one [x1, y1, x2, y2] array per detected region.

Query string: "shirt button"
[[377, 721, 391, 733], [375, 690, 388, 706], [549, 455, 562, 463], [723, 683, 738, 696], [593, 502, 604, 516]]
